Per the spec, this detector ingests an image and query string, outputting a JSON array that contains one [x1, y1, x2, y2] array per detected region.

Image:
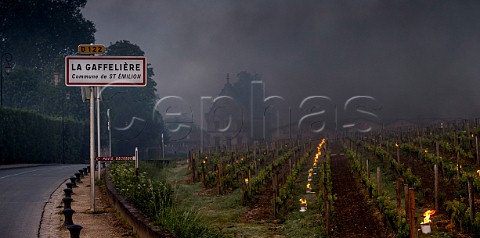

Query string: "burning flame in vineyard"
[[244, 178, 249, 185], [299, 198, 307, 206], [421, 210, 436, 224], [305, 139, 326, 194], [313, 139, 326, 166]]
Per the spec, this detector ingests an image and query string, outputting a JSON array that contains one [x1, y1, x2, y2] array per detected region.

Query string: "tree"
[[0, 0, 93, 120], [102, 40, 167, 157], [0, 0, 95, 68]]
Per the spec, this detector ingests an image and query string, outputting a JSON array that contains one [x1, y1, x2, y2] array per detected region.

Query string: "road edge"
[[38, 178, 66, 238]]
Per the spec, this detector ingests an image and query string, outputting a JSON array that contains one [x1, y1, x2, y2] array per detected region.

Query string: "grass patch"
[[110, 161, 223, 238], [166, 162, 247, 234]]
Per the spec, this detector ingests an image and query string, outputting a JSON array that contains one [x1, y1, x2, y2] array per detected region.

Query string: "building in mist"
[[203, 72, 268, 148]]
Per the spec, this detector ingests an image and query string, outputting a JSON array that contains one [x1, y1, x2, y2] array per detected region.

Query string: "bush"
[[109, 162, 223, 237], [445, 199, 469, 233]]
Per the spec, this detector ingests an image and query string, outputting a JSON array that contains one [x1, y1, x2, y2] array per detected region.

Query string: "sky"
[[82, 0, 480, 126]]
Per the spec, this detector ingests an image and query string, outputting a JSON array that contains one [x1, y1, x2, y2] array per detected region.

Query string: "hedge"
[[0, 106, 87, 164]]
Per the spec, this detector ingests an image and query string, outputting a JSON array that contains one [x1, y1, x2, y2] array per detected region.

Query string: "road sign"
[[96, 156, 135, 161], [78, 44, 105, 54], [65, 56, 147, 86]]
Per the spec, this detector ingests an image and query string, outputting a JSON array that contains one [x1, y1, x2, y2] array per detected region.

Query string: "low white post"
[[135, 147, 139, 176]]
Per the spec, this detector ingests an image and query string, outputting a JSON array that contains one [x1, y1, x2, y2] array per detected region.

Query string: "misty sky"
[[82, 0, 480, 124]]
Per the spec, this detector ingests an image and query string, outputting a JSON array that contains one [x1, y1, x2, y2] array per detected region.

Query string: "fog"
[[82, 0, 480, 125]]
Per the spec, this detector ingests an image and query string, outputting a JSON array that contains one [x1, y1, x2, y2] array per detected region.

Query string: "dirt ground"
[[330, 144, 391, 238], [39, 171, 134, 238]]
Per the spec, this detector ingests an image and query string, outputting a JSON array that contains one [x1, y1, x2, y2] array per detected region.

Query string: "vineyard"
[[109, 119, 480, 237]]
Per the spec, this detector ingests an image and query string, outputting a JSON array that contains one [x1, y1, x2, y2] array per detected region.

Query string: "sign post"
[[66, 48, 147, 212], [89, 86, 95, 212], [97, 87, 101, 180]]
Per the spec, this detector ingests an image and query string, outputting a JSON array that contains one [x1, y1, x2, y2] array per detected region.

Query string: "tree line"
[[0, 0, 167, 163]]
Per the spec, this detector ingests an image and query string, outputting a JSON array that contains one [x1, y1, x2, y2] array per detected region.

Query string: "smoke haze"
[[82, 0, 480, 124]]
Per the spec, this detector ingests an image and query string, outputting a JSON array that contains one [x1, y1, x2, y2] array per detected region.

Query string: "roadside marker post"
[[135, 147, 139, 177]]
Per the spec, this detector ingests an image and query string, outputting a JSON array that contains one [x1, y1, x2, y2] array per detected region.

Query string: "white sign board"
[[65, 56, 147, 86]]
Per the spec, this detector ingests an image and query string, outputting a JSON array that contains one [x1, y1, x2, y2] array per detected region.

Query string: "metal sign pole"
[[89, 86, 95, 211], [107, 109, 111, 156], [97, 87, 101, 180]]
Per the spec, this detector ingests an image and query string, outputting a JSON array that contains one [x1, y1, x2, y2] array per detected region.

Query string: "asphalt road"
[[0, 164, 86, 238]]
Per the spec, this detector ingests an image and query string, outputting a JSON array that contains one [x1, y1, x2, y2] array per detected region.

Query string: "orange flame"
[[477, 170, 480, 176], [312, 139, 326, 168], [424, 148, 428, 153], [244, 178, 249, 184], [421, 210, 436, 224], [306, 183, 311, 189], [299, 198, 307, 205], [395, 143, 399, 147]]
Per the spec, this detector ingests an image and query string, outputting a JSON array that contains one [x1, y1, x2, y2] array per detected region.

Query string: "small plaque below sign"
[[96, 156, 135, 161]]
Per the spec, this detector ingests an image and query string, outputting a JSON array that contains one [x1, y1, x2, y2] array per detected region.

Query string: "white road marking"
[[0, 169, 41, 180]]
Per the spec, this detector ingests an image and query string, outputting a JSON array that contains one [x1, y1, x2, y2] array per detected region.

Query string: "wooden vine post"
[[476, 135, 479, 165], [201, 158, 206, 188], [467, 120, 471, 148], [396, 178, 402, 219], [377, 167, 381, 197], [396, 144, 400, 163], [217, 160, 222, 195], [366, 159, 369, 179], [456, 151, 460, 179], [454, 131, 457, 149], [468, 176, 475, 234], [323, 161, 330, 237], [273, 170, 279, 218], [409, 188, 415, 238], [404, 184, 410, 222], [434, 164, 438, 210], [189, 150, 196, 183], [419, 135, 423, 161]]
